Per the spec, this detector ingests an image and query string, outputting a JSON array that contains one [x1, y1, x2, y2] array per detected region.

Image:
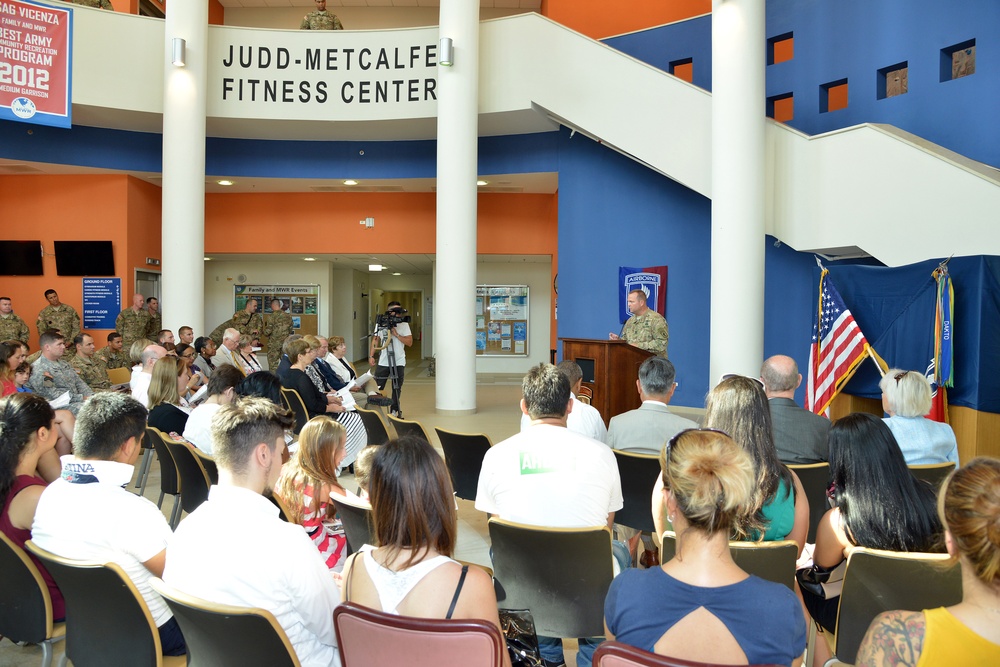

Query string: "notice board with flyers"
[[476, 285, 529, 356]]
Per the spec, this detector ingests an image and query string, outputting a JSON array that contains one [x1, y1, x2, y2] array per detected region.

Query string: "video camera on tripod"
[[374, 306, 411, 331]]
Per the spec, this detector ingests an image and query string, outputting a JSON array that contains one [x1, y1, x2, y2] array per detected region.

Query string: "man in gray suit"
[[761, 355, 830, 464], [607, 357, 698, 455]]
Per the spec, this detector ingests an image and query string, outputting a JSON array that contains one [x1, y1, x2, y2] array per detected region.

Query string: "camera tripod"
[[370, 326, 403, 417]]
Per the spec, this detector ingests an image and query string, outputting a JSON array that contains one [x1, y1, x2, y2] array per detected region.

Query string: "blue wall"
[[603, 0, 1000, 170]]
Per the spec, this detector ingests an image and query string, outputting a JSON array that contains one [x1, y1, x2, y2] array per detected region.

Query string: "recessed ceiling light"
[[217, 180, 234, 186], [344, 179, 358, 186], [204, 257, 211, 261], [369, 264, 383, 271], [303, 257, 316, 261], [477, 180, 488, 186], [392, 272, 401, 276]]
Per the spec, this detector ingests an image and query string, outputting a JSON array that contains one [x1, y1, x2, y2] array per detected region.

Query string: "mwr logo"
[[11, 97, 36, 119], [623, 272, 661, 319]]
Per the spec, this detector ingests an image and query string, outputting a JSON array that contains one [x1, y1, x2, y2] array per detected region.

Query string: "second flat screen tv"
[[54, 241, 115, 276]]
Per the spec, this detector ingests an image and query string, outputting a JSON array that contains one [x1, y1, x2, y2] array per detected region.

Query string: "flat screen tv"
[[0, 241, 44, 276], [54, 241, 116, 276]]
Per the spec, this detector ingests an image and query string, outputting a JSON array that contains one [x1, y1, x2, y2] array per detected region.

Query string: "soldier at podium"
[[609, 289, 669, 357]]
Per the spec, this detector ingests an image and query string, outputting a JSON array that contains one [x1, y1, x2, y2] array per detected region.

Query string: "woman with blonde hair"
[[857, 457, 1000, 665], [607, 429, 806, 665], [147, 356, 195, 435], [274, 416, 350, 570], [879, 368, 959, 465], [341, 436, 508, 666]]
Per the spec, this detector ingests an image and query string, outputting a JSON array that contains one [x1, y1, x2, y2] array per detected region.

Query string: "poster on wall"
[[0, 0, 72, 128], [234, 284, 320, 337], [82, 277, 120, 329], [476, 285, 528, 357]]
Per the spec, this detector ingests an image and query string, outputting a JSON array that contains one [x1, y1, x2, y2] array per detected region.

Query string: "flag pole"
[[866, 346, 885, 377]]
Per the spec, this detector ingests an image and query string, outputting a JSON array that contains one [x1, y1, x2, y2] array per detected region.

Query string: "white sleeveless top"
[[357, 544, 459, 615]]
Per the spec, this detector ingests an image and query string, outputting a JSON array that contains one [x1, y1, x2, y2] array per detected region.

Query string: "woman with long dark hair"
[[340, 435, 508, 666], [0, 393, 66, 620], [803, 412, 942, 633]]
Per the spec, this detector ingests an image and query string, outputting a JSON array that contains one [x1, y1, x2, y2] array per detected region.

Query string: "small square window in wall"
[[878, 62, 908, 100], [669, 58, 693, 83], [820, 78, 848, 113], [767, 33, 794, 65], [767, 92, 794, 123], [941, 39, 976, 81]]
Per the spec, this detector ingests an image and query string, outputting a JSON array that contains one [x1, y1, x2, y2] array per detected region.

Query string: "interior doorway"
[[135, 270, 161, 303], [375, 290, 424, 361]]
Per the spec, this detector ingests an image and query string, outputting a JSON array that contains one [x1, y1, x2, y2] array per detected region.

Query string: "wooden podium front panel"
[[561, 338, 654, 426]]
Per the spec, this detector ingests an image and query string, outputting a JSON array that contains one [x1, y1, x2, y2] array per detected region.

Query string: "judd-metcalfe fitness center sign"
[[209, 25, 439, 120]]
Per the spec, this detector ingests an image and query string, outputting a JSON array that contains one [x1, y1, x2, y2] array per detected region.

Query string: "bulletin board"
[[234, 284, 319, 340], [476, 285, 529, 356]]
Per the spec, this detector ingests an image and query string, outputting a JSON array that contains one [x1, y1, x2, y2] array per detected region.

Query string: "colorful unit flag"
[[806, 269, 875, 415], [618, 265, 667, 324], [927, 262, 955, 422]]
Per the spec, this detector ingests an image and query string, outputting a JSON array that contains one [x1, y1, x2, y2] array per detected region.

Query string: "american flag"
[[806, 270, 873, 414]]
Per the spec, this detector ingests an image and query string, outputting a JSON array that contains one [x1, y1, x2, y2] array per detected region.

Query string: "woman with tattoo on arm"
[[856, 457, 1000, 666]]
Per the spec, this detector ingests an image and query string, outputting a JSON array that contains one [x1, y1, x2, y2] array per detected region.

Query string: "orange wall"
[[125, 176, 164, 294], [0, 174, 141, 351], [541, 0, 710, 40]]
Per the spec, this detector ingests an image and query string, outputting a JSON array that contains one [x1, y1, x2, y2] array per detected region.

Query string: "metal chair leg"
[[157, 491, 166, 509], [135, 448, 153, 494], [169, 497, 182, 529]]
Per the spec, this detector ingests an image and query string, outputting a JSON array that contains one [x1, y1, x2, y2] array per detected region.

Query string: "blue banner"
[[82, 278, 121, 329]]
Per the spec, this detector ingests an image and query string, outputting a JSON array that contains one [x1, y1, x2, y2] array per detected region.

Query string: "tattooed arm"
[[856, 610, 926, 667]]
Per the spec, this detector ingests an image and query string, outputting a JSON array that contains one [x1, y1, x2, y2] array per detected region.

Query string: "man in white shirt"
[[368, 301, 412, 417], [476, 363, 626, 667], [129, 344, 166, 408], [164, 397, 341, 667], [32, 393, 186, 656], [211, 327, 242, 370], [182, 364, 243, 454], [519, 359, 607, 443]]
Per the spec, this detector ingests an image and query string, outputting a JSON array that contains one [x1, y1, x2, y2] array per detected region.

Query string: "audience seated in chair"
[[519, 360, 608, 444], [147, 356, 196, 436], [605, 428, 805, 666], [274, 417, 352, 571], [163, 397, 341, 667], [183, 364, 243, 454], [0, 393, 66, 622], [29, 392, 187, 656], [341, 435, 508, 666], [856, 457, 1000, 666]]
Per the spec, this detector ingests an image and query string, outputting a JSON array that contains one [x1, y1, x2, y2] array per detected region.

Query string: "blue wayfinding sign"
[[83, 278, 121, 329]]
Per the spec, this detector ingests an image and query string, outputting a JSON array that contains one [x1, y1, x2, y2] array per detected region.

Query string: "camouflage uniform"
[[95, 345, 129, 370], [72, 0, 113, 8], [621, 309, 669, 357], [232, 310, 264, 341], [146, 311, 162, 341], [209, 320, 234, 348], [28, 356, 93, 415], [0, 312, 30, 344], [300, 10, 343, 30], [36, 305, 81, 358], [116, 307, 151, 349], [263, 310, 294, 372], [70, 354, 112, 391]]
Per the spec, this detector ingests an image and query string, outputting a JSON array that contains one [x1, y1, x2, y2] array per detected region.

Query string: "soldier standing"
[[232, 298, 264, 342], [300, 0, 343, 30], [262, 298, 294, 372], [609, 289, 669, 357], [0, 296, 30, 344], [69, 333, 112, 391], [145, 296, 162, 340], [116, 293, 152, 350], [37, 290, 82, 358], [95, 332, 129, 370]]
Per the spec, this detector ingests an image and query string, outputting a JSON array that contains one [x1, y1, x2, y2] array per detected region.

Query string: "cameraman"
[[368, 301, 412, 417]]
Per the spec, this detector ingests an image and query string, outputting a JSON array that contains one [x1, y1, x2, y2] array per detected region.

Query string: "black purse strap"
[[445, 565, 469, 619]]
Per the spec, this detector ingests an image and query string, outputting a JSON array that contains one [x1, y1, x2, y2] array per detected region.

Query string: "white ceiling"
[[218, 1, 541, 7], [206, 252, 551, 274]]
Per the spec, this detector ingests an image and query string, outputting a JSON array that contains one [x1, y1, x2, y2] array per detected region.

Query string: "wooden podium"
[[560, 338, 655, 425]]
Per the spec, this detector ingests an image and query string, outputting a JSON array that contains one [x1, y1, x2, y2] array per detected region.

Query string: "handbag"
[[499, 609, 543, 667], [796, 560, 847, 599]]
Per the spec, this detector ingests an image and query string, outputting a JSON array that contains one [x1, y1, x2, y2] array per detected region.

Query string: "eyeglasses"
[[894, 371, 909, 385]]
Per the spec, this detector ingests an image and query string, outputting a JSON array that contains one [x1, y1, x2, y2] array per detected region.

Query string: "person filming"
[[368, 301, 412, 418]]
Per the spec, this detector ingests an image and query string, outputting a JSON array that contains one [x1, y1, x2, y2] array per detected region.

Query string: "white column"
[[434, 0, 480, 415], [710, 0, 766, 382], [161, 1, 208, 336]]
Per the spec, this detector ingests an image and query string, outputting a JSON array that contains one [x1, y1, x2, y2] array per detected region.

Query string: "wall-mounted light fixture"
[[439, 37, 454, 67], [171, 38, 186, 67]]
